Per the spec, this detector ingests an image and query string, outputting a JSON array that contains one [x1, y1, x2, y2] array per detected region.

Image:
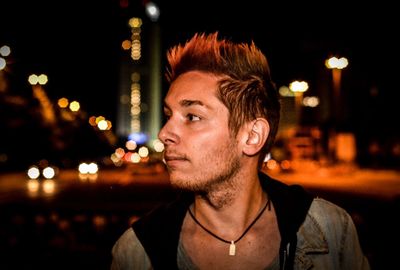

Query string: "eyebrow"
[[163, 99, 205, 109], [162, 99, 210, 115], [179, 99, 204, 107]]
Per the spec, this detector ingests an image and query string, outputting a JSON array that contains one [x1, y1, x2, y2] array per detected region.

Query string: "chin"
[[169, 175, 189, 188], [168, 174, 202, 192]]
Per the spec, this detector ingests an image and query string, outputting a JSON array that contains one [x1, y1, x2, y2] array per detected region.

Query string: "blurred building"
[[116, 2, 162, 145]]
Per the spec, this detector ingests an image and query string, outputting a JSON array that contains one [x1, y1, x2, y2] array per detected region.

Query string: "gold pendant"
[[229, 241, 236, 256]]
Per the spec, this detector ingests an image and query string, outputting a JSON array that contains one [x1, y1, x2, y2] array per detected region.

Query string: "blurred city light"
[[289, 81, 309, 92], [115, 147, 125, 158], [128, 18, 142, 61], [27, 166, 41, 179], [27, 179, 40, 193], [0, 45, 11, 56], [130, 152, 141, 163], [325, 56, 349, 69], [28, 74, 48, 85], [98, 119, 108, 130], [78, 162, 99, 182], [42, 166, 56, 179], [335, 132, 357, 163], [121, 39, 131, 50], [69, 100, 80, 112], [0, 57, 6, 70], [57, 97, 69, 108], [303, 96, 319, 107], [78, 162, 99, 174], [278, 85, 295, 97], [27, 165, 56, 180], [138, 146, 149, 157], [125, 140, 137, 150], [42, 179, 55, 194], [145, 2, 160, 21], [152, 139, 164, 152], [128, 132, 148, 144], [128, 17, 142, 28], [325, 56, 350, 163], [289, 80, 309, 124]]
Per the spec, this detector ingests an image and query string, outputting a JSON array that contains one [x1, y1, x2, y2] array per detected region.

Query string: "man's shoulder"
[[133, 191, 192, 229], [297, 198, 370, 269], [309, 197, 351, 221], [302, 197, 355, 237], [129, 192, 194, 269], [111, 228, 153, 270], [112, 228, 138, 252]]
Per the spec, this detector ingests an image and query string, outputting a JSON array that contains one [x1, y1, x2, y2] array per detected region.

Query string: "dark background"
[[1, 2, 399, 269], [1, 0, 399, 168]]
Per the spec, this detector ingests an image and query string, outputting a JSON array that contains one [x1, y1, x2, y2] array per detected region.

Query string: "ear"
[[242, 118, 270, 156]]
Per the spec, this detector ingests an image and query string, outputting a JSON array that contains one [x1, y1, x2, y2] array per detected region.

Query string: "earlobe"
[[243, 118, 270, 156]]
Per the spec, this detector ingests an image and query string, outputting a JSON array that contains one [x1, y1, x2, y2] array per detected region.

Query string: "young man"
[[111, 32, 370, 270]]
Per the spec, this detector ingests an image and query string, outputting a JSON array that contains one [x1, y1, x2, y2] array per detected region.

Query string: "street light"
[[325, 56, 350, 164], [0, 45, 11, 71], [325, 56, 348, 124], [0, 45, 11, 92], [289, 80, 309, 125], [28, 74, 55, 125]]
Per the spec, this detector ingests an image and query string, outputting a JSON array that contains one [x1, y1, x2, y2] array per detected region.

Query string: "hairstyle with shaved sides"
[[166, 32, 281, 166]]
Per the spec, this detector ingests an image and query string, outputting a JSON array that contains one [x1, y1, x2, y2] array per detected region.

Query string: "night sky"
[[1, 0, 399, 136]]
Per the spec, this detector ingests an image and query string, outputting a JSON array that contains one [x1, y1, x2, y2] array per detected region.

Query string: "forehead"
[[164, 71, 221, 106]]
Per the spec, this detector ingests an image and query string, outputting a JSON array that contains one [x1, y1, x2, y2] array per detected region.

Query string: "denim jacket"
[[111, 173, 370, 270]]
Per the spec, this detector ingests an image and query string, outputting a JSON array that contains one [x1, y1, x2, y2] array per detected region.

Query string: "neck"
[[192, 170, 265, 235]]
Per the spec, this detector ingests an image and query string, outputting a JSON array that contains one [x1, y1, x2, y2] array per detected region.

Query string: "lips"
[[164, 155, 187, 162], [163, 152, 188, 166]]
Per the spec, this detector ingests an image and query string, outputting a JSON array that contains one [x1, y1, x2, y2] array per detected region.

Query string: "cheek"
[[198, 134, 236, 159], [188, 129, 217, 145], [184, 121, 233, 154]]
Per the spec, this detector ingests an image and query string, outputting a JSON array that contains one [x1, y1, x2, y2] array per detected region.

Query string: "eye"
[[162, 113, 169, 121], [163, 109, 171, 120], [187, 114, 201, 122]]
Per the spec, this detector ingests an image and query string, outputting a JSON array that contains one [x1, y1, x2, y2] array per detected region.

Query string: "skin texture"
[[158, 70, 280, 269], [159, 71, 242, 207]]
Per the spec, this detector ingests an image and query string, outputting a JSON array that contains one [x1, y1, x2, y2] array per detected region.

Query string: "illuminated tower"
[[116, 1, 161, 145]]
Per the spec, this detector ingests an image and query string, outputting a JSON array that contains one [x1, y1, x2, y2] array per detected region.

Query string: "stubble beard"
[[169, 140, 242, 209]]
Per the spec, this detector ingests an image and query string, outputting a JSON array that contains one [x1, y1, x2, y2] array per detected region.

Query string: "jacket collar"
[[133, 171, 314, 269], [259, 172, 313, 244]]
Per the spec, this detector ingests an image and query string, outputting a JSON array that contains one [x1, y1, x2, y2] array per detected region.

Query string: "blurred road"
[[0, 165, 399, 269], [267, 166, 400, 200], [1, 164, 399, 202]]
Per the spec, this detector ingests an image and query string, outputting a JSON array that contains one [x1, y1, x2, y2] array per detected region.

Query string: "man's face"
[[158, 71, 242, 192]]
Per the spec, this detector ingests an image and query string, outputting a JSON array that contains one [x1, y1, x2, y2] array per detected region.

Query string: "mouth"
[[163, 153, 188, 167]]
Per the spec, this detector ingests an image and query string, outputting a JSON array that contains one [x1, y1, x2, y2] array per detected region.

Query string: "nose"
[[158, 120, 179, 145]]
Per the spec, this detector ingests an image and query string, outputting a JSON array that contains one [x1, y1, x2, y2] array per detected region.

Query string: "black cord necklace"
[[188, 197, 271, 256]]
